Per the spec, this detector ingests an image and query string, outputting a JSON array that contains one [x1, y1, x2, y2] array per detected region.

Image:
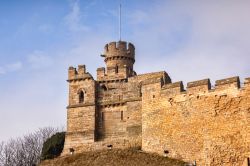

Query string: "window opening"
[[115, 65, 118, 73], [79, 91, 84, 103], [101, 85, 107, 91], [121, 111, 123, 120]]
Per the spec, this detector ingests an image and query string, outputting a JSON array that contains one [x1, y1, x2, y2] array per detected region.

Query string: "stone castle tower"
[[63, 41, 250, 166]]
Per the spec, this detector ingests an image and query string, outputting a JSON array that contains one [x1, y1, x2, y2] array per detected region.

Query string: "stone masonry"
[[62, 41, 250, 166]]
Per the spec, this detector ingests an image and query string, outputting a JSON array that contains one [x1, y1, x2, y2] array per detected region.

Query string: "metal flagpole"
[[119, 2, 121, 41]]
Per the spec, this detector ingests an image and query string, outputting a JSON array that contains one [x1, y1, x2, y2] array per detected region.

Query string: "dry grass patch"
[[40, 149, 187, 166]]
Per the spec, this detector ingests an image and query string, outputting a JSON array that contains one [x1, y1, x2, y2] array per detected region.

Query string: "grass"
[[40, 148, 187, 166]]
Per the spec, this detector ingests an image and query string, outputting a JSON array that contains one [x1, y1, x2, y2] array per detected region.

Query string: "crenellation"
[[244, 77, 250, 85], [128, 43, 135, 53], [97, 67, 106, 80], [106, 41, 134, 52], [141, 77, 163, 86], [77, 65, 86, 75], [187, 79, 211, 94], [68, 65, 93, 82], [106, 42, 117, 52], [68, 66, 77, 80], [215, 76, 240, 89], [162, 81, 184, 90], [161, 81, 184, 96], [63, 41, 250, 166], [187, 78, 211, 89], [117, 41, 127, 50]]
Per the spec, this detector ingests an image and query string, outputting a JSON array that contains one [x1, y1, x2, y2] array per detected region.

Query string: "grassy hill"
[[39, 149, 187, 166]]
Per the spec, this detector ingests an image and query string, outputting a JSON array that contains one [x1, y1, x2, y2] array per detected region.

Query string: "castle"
[[62, 41, 250, 166]]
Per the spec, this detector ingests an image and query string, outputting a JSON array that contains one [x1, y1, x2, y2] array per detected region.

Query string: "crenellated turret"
[[68, 65, 93, 81], [99, 41, 136, 80]]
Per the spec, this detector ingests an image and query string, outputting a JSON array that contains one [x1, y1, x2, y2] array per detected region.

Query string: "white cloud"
[[0, 62, 23, 75], [27, 50, 53, 69], [6, 62, 23, 72], [64, 0, 89, 32]]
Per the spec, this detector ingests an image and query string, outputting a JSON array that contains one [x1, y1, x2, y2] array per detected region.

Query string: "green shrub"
[[41, 132, 65, 160]]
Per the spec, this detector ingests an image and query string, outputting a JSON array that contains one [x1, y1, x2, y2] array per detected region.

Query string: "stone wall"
[[141, 76, 250, 166]]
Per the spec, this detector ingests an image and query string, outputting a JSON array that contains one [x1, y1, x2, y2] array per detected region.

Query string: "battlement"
[[144, 76, 250, 97], [97, 65, 132, 81], [161, 81, 184, 96], [68, 65, 93, 81], [245, 77, 250, 84], [215, 76, 240, 89], [186, 79, 211, 94], [104, 41, 135, 58], [187, 79, 211, 89]]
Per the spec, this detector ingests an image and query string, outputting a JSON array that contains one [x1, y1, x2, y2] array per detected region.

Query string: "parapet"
[[215, 76, 240, 89], [142, 77, 163, 86], [161, 81, 184, 96], [187, 79, 211, 89], [244, 77, 250, 90], [163, 81, 184, 90], [159, 76, 250, 97], [68, 65, 93, 81], [187, 79, 211, 93], [104, 41, 135, 59], [245, 77, 250, 84]]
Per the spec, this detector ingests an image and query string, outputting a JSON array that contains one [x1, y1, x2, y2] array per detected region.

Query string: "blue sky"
[[0, 0, 250, 141]]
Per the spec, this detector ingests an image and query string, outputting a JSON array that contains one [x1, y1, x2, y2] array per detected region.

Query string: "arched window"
[[101, 84, 107, 91], [79, 91, 84, 103]]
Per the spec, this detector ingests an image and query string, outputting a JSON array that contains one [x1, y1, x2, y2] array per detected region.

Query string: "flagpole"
[[119, 2, 121, 41]]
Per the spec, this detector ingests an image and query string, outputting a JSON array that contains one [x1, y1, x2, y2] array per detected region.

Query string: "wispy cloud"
[[64, 0, 89, 32], [6, 62, 23, 72], [27, 50, 53, 69], [0, 62, 23, 75]]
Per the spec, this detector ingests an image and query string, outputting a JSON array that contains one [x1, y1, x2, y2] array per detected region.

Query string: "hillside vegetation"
[[40, 149, 187, 166]]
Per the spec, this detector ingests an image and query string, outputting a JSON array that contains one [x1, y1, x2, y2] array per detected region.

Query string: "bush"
[[41, 132, 65, 160]]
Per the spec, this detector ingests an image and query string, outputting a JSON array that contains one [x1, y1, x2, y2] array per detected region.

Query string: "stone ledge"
[[97, 78, 128, 83], [67, 74, 94, 82], [67, 102, 95, 109], [66, 130, 95, 136], [98, 97, 141, 107]]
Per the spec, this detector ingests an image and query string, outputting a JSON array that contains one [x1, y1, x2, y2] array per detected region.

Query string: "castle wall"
[[97, 105, 127, 140], [141, 77, 250, 166], [63, 41, 249, 165], [63, 106, 96, 153]]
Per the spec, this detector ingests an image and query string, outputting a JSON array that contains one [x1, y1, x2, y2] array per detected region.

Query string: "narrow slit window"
[[115, 65, 118, 73], [79, 91, 84, 103], [121, 111, 123, 120]]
